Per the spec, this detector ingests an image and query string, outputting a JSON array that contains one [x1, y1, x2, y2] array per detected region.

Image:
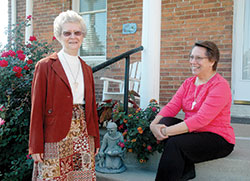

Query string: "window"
[[77, 0, 107, 63]]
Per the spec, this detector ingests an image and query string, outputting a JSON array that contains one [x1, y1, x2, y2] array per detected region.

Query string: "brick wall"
[[32, 0, 71, 51], [160, 0, 233, 104], [94, 0, 143, 101], [9, 0, 234, 105]]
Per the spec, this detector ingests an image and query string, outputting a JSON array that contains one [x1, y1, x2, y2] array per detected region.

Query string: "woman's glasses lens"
[[62, 31, 83, 37]]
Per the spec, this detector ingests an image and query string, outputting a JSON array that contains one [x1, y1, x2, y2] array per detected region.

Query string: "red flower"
[[8, 50, 16, 57], [147, 145, 152, 151], [23, 65, 29, 70], [26, 15, 32, 20], [26, 43, 32, 48], [152, 107, 157, 112], [52, 36, 56, 40], [118, 142, 125, 148], [27, 59, 33, 64], [13, 66, 22, 73], [16, 50, 24, 54], [118, 124, 124, 130], [29, 36, 37, 41], [1, 51, 9, 57], [15, 72, 23, 78], [0, 105, 4, 111], [0, 59, 8, 67], [18, 54, 26, 61]]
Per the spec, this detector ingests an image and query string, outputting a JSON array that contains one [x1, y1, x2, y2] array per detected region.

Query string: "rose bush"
[[0, 16, 54, 180]]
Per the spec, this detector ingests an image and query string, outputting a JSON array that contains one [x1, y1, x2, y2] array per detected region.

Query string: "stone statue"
[[96, 122, 126, 173]]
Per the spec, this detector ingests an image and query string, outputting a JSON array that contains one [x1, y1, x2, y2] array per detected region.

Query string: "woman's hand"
[[31, 153, 44, 163], [150, 123, 169, 141], [95, 148, 100, 156]]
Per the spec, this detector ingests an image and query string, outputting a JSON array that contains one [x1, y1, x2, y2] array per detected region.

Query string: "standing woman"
[[29, 10, 100, 180], [150, 41, 235, 180]]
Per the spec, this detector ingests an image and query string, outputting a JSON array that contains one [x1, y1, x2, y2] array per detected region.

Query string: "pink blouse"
[[158, 73, 235, 144]]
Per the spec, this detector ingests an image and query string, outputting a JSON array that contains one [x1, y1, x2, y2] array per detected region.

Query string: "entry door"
[[233, 0, 250, 103]]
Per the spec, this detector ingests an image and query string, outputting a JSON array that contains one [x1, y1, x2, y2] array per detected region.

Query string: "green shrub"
[[98, 98, 164, 163], [0, 15, 54, 180]]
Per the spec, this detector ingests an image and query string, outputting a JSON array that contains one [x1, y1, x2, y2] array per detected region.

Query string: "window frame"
[[72, 0, 107, 65]]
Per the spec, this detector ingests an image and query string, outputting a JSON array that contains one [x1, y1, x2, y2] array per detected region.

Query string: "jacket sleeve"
[[90, 69, 100, 149], [29, 61, 47, 154]]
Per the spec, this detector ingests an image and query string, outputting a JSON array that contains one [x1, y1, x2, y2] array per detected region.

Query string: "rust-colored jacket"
[[29, 53, 100, 154]]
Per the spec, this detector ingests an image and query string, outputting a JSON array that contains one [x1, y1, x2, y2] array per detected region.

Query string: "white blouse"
[[58, 50, 85, 104]]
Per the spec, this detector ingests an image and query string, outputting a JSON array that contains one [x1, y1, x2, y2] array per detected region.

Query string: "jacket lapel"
[[50, 53, 71, 92]]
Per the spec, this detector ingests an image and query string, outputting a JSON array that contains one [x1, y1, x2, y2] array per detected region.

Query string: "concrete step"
[[96, 123, 250, 181]]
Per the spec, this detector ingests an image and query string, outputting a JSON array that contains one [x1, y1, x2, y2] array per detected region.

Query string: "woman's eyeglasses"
[[62, 31, 84, 37], [189, 55, 208, 62]]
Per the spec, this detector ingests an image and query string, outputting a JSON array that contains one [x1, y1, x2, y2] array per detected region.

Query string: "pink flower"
[[0, 118, 5, 126], [13, 66, 22, 73], [26, 15, 32, 20], [147, 145, 152, 151], [29, 36, 37, 42], [23, 65, 29, 70], [8, 50, 16, 57], [52, 36, 56, 40], [0, 59, 8, 67], [16, 50, 24, 54], [27, 59, 33, 64], [26, 154, 32, 159], [18, 54, 26, 61], [15, 72, 23, 78], [152, 107, 157, 112], [1, 51, 9, 57]]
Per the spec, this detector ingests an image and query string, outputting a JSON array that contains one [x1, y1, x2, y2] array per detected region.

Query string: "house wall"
[[160, 0, 233, 104], [8, 0, 233, 106]]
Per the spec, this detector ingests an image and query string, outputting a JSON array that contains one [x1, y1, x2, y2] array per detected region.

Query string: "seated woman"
[[150, 41, 235, 181]]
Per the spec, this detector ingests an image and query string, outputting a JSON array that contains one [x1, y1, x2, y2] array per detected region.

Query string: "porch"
[[96, 104, 250, 181]]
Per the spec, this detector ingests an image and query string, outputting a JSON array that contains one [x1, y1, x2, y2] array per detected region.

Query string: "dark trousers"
[[155, 117, 234, 181]]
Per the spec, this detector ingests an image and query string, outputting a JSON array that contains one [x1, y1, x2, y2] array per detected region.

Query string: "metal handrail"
[[92, 46, 144, 114]]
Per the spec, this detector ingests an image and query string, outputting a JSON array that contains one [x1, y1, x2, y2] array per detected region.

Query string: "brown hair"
[[193, 41, 220, 71]]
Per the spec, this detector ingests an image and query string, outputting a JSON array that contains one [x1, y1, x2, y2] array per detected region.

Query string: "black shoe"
[[180, 167, 196, 181]]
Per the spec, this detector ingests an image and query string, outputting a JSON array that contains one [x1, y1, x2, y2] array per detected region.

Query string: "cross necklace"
[[191, 86, 198, 110], [62, 53, 80, 91]]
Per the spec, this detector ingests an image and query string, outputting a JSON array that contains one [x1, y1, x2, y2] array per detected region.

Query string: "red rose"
[[1, 51, 9, 57], [23, 65, 29, 70], [16, 50, 24, 54], [29, 36, 37, 41], [8, 50, 16, 57], [0, 59, 8, 67], [27, 59, 33, 64], [26, 15, 32, 20], [15, 72, 23, 78], [13, 66, 22, 73], [18, 54, 26, 61], [152, 107, 157, 112], [52, 36, 56, 40]]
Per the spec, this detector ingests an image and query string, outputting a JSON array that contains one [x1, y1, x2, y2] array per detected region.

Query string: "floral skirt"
[[32, 104, 96, 181]]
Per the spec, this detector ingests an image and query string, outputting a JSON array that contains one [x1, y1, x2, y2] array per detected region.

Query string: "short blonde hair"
[[53, 10, 87, 41]]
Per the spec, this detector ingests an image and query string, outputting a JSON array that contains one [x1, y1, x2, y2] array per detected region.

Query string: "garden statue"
[[96, 122, 126, 173]]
